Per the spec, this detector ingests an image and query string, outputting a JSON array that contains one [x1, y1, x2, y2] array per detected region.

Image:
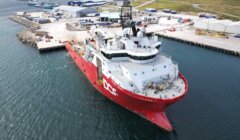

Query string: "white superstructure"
[[73, 26, 185, 99]]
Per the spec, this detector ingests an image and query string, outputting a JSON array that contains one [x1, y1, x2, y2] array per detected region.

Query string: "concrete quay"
[[155, 29, 240, 56], [37, 41, 65, 53]]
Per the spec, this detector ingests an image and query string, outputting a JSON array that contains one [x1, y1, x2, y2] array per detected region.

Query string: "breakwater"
[[9, 15, 40, 29], [16, 29, 37, 47], [10, 15, 42, 47]]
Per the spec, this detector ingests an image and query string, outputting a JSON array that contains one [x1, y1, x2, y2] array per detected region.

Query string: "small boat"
[[53, 2, 60, 7], [27, 0, 38, 6], [34, 1, 44, 8], [42, 2, 59, 9], [42, 3, 53, 9]]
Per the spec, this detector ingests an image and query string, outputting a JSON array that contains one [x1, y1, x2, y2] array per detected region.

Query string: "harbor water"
[[0, 0, 240, 140]]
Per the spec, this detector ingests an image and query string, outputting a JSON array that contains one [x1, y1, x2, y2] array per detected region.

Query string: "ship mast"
[[120, 0, 132, 29]]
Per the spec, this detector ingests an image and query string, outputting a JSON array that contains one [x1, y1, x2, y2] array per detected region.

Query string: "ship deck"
[[108, 54, 185, 99], [142, 77, 185, 99]]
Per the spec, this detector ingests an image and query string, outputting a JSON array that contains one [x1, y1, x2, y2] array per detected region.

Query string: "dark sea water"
[[0, 0, 240, 140]]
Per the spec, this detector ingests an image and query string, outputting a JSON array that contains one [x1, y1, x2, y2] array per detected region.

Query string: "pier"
[[37, 41, 65, 52], [155, 29, 240, 57]]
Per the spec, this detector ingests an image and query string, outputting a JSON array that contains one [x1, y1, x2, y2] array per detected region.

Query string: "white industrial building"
[[99, 12, 120, 22], [194, 19, 240, 34], [52, 5, 98, 18], [226, 22, 240, 34]]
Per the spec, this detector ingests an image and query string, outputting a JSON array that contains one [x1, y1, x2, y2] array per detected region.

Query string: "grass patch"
[[131, 0, 151, 7], [139, 0, 202, 12], [177, 0, 240, 20], [176, 0, 240, 6], [137, 0, 240, 21]]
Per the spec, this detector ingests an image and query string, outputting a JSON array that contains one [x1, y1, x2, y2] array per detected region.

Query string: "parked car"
[[234, 34, 240, 38]]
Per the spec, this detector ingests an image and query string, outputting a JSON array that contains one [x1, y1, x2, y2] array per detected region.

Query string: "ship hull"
[[65, 42, 188, 131]]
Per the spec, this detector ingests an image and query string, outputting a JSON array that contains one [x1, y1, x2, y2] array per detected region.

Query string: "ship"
[[34, 1, 45, 8], [65, 1, 188, 131], [27, 0, 38, 6], [42, 2, 59, 9]]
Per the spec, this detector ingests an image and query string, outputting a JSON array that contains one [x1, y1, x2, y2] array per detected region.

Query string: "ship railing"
[[172, 60, 178, 66], [159, 52, 171, 59], [159, 52, 178, 65]]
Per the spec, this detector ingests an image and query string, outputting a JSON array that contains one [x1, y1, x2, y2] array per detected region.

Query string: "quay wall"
[[156, 33, 240, 57]]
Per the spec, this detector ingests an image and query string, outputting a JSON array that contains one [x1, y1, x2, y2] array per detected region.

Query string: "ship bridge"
[[100, 36, 161, 62]]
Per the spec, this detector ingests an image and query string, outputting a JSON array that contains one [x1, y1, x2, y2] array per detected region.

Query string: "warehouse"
[[99, 12, 120, 23], [194, 19, 240, 34], [52, 5, 98, 18], [226, 22, 240, 34]]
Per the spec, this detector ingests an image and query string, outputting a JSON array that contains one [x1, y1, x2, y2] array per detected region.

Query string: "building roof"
[[100, 12, 120, 19], [215, 19, 233, 26], [68, 0, 107, 3], [194, 18, 240, 34], [53, 5, 89, 12], [229, 21, 240, 26]]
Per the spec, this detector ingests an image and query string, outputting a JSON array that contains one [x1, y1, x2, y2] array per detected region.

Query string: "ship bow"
[[145, 112, 173, 131]]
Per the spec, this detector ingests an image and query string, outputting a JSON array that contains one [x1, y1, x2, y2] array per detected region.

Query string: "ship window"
[[101, 51, 156, 60], [156, 45, 161, 49], [134, 73, 137, 76], [142, 72, 145, 74], [164, 65, 166, 68]]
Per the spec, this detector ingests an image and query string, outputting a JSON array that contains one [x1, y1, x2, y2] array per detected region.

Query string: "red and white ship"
[[65, 25, 188, 131]]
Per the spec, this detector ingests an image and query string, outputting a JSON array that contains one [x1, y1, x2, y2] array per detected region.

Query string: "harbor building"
[[99, 12, 120, 23], [52, 5, 98, 18], [194, 19, 240, 34]]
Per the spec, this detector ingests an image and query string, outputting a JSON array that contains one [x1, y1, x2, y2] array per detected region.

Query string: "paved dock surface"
[[155, 29, 240, 53], [108, 25, 240, 54], [14, 13, 238, 55], [37, 41, 65, 52]]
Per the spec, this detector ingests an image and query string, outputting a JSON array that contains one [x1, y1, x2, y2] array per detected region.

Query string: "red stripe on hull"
[[65, 42, 188, 131]]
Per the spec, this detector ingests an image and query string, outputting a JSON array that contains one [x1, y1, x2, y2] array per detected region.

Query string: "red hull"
[[65, 42, 188, 131]]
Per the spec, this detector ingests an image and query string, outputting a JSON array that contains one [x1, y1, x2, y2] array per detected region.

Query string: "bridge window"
[[101, 51, 156, 60]]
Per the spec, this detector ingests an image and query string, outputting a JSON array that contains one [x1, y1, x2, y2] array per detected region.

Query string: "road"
[[134, 0, 156, 8]]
